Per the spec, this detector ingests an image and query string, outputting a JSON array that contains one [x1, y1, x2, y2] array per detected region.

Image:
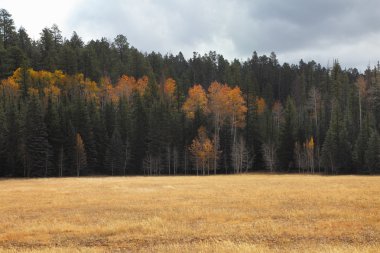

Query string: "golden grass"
[[0, 174, 379, 252]]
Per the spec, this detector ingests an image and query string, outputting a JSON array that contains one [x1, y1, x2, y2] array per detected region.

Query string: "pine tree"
[[45, 97, 64, 176], [353, 118, 369, 172], [24, 95, 51, 177], [278, 97, 296, 170], [73, 99, 98, 174], [0, 104, 7, 176], [4, 102, 22, 176], [104, 126, 124, 175], [130, 92, 148, 173], [365, 130, 380, 173]]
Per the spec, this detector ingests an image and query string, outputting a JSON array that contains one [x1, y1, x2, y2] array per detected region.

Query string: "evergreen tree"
[[4, 102, 22, 176], [24, 95, 51, 177], [365, 130, 380, 173], [0, 9, 16, 49], [278, 97, 296, 170], [130, 93, 148, 173], [0, 104, 7, 175], [73, 98, 98, 174], [104, 126, 124, 175], [45, 97, 64, 176]]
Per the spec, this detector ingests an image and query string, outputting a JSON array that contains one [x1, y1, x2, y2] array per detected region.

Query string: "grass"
[[0, 174, 379, 252]]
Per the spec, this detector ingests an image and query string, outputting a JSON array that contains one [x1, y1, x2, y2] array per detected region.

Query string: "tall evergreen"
[[45, 97, 64, 176], [130, 93, 148, 173], [24, 95, 51, 177], [0, 104, 7, 175], [278, 97, 296, 170], [365, 130, 380, 173], [73, 98, 98, 174], [104, 126, 124, 175]]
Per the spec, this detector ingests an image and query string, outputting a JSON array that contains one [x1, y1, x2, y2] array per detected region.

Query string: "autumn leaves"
[[183, 81, 247, 174]]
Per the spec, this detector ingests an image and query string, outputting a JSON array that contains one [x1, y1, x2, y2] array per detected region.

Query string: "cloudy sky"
[[2, 0, 380, 70]]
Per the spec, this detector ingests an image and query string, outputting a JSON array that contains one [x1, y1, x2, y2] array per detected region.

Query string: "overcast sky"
[[2, 0, 380, 70]]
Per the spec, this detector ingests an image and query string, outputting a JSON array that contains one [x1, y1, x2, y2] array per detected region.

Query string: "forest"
[[0, 8, 380, 177]]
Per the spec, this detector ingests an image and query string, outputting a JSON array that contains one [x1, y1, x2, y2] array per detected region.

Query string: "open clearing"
[[0, 174, 379, 252]]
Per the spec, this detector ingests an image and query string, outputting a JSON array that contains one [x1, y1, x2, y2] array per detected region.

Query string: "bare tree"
[[262, 142, 277, 172], [232, 136, 253, 173]]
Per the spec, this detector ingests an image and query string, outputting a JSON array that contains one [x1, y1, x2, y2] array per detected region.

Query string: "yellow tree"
[[208, 81, 230, 173], [114, 75, 148, 100], [182, 84, 208, 119], [189, 126, 214, 175], [306, 137, 315, 173], [0, 77, 19, 101], [227, 86, 247, 162], [164, 78, 176, 100], [75, 133, 87, 177]]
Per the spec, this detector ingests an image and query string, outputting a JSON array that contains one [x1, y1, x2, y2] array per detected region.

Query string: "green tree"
[[45, 97, 64, 176], [104, 126, 124, 175], [0, 104, 7, 175], [365, 130, 380, 173], [130, 93, 148, 173], [0, 9, 16, 48], [24, 95, 51, 177], [278, 97, 296, 170]]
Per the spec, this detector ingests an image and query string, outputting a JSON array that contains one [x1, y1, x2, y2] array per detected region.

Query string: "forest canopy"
[[1, 8, 380, 177]]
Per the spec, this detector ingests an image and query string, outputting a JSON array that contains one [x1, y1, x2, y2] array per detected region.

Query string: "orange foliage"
[[226, 86, 247, 128], [182, 84, 208, 119], [112, 75, 149, 102], [189, 126, 214, 172], [208, 81, 230, 121], [43, 86, 61, 102], [0, 77, 20, 98], [28, 87, 39, 97], [164, 78, 176, 98], [255, 97, 266, 115]]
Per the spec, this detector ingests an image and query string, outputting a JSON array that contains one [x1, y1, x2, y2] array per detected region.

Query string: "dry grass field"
[[0, 174, 379, 252]]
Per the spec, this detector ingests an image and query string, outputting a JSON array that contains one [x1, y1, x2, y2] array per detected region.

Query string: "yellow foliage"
[[113, 75, 149, 100], [189, 126, 214, 169], [208, 81, 230, 119], [28, 87, 39, 97], [43, 86, 61, 101], [164, 78, 176, 98], [306, 137, 315, 150], [255, 97, 266, 115], [227, 86, 247, 128], [182, 84, 208, 119], [0, 77, 20, 98]]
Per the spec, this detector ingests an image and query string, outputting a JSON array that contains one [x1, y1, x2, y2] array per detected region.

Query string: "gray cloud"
[[67, 0, 380, 70]]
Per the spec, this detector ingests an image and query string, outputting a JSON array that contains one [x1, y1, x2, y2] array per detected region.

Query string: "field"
[[0, 175, 379, 252]]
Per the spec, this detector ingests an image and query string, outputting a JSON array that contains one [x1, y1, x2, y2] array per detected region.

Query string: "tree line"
[[0, 8, 380, 177]]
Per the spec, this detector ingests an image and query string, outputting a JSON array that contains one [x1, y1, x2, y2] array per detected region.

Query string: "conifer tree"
[[130, 92, 148, 173], [104, 126, 124, 175], [278, 97, 296, 170], [365, 130, 380, 173], [24, 94, 51, 177], [45, 97, 64, 175], [0, 104, 7, 175]]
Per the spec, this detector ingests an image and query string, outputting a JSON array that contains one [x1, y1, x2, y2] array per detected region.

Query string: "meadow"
[[0, 174, 379, 252]]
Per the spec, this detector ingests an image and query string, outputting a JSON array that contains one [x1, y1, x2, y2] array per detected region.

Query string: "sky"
[[2, 0, 380, 71]]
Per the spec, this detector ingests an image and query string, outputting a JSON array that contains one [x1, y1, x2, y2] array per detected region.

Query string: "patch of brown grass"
[[0, 174, 379, 252]]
